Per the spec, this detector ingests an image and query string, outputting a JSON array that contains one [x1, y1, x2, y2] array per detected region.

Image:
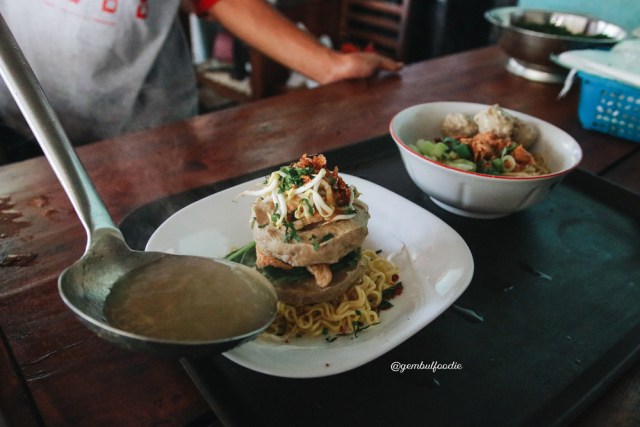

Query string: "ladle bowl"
[[0, 13, 277, 358], [60, 229, 277, 357]]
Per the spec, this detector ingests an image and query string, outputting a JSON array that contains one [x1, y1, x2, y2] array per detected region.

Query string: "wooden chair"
[[342, 0, 413, 61]]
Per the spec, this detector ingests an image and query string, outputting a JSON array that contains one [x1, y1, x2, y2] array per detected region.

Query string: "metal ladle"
[[0, 14, 277, 357]]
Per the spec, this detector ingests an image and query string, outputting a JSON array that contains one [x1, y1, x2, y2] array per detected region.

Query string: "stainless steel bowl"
[[485, 7, 627, 83]]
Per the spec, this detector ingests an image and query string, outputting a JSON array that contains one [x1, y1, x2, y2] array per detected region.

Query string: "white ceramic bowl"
[[390, 102, 583, 219]]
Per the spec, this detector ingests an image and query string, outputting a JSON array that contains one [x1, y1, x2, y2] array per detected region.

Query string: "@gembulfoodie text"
[[390, 361, 463, 373]]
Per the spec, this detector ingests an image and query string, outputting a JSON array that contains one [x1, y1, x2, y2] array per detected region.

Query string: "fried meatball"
[[441, 113, 478, 138]]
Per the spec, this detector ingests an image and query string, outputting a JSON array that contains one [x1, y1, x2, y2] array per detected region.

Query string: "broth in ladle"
[[104, 256, 276, 342]]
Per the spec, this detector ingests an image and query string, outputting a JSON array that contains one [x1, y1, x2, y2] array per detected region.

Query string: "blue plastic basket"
[[577, 71, 640, 143]]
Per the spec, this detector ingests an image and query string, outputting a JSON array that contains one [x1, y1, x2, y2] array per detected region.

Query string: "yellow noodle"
[[263, 249, 400, 342], [504, 153, 550, 177]]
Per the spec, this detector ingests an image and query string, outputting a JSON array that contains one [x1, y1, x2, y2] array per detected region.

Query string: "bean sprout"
[[237, 161, 361, 229]]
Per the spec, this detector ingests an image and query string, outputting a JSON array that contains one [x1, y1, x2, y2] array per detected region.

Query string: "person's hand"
[[321, 51, 404, 84], [207, 0, 403, 86]]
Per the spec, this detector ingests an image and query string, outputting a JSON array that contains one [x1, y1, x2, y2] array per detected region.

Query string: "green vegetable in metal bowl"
[[514, 21, 614, 39]]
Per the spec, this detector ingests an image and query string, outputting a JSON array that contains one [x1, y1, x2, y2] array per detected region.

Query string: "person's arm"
[[192, 0, 403, 84]]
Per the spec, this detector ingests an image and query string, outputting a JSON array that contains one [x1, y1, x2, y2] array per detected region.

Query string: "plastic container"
[[577, 71, 640, 143]]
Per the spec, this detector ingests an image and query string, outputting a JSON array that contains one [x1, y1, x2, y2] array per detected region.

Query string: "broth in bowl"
[[390, 102, 582, 218], [408, 104, 549, 177]]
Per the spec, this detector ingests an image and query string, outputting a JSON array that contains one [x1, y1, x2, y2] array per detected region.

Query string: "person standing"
[[0, 0, 402, 153]]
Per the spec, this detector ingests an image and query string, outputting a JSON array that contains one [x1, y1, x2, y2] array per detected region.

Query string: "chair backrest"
[[342, 0, 412, 61]]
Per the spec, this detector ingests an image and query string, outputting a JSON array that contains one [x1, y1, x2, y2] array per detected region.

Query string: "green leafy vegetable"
[[283, 222, 301, 243], [277, 166, 314, 192], [410, 137, 526, 176], [310, 233, 335, 251], [224, 241, 259, 266], [514, 21, 613, 39], [224, 242, 361, 287], [382, 282, 404, 300]]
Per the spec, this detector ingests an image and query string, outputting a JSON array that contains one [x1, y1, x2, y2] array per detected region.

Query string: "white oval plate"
[[147, 174, 474, 378]]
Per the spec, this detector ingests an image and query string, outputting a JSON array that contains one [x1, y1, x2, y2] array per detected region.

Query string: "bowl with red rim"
[[389, 102, 583, 219]]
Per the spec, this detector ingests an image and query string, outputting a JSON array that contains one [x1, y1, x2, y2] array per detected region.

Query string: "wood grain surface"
[[0, 46, 638, 426]]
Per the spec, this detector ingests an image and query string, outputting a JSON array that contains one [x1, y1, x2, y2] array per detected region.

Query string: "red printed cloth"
[[192, 0, 220, 16]]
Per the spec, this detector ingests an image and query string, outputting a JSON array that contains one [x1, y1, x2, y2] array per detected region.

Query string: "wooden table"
[[1, 46, 638, 426]]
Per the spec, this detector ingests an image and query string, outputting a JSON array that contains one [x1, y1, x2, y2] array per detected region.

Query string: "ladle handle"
[[0, 12, 119, 246]]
